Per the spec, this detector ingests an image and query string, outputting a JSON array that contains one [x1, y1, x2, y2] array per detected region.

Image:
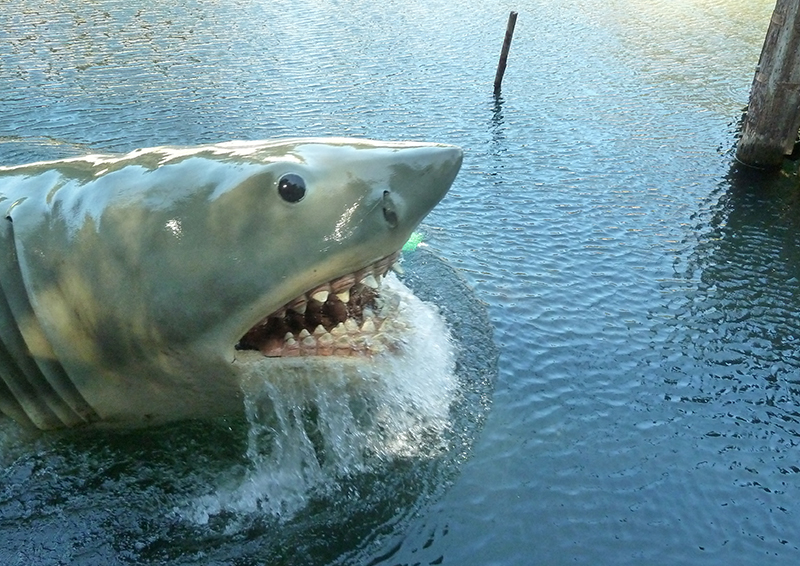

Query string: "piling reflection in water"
[[669, 161, 800, 425]]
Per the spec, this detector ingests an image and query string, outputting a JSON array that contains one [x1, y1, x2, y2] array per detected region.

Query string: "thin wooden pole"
[[494, 11, 518, 94], [737, 0, 800, 168]]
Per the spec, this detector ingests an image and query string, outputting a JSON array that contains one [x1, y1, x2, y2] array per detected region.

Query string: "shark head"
[[199, 139, 463, 359]]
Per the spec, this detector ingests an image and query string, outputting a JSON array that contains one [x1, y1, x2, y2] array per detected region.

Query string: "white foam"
[[180, 275, 458, 523]]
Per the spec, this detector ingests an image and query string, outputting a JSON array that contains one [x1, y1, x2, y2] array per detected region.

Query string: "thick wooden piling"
[[494, 11, 518, 94], [737, 0, 800, 168]]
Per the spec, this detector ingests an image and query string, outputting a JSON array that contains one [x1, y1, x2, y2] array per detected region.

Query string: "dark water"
[[2, 0, 800, 564]]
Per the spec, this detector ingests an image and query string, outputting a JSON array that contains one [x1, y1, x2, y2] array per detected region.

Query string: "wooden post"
[[737, 0, 800, 168], [494, 11, 518, 94]]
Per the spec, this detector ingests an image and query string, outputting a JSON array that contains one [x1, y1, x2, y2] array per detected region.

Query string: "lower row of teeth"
[[261, 314, 409, 357]]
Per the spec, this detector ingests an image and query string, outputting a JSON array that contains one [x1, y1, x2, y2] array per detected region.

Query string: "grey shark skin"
[[0, 138, 462, 429]]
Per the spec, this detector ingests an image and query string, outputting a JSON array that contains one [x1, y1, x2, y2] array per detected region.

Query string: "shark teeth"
[[258, 312, 393, 357], [236, 251, 405, 357], [311, 289, 331, 303], [360, 274, 380, 289], [286, 296, 307, 314]]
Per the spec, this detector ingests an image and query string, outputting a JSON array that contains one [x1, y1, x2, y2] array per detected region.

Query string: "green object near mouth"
[[402, 231, 425, 252]]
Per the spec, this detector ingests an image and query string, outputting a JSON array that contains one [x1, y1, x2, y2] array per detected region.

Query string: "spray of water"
[[183, 274, 458, 523]]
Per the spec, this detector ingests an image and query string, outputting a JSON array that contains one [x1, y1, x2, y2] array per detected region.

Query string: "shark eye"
[[278, 174, 306, 203]]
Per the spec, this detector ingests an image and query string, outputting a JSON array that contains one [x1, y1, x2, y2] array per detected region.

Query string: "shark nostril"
[[382, 190, 398, 228]]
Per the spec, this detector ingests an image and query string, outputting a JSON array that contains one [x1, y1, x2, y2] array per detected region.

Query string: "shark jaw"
[[235, 251, 406, 359]]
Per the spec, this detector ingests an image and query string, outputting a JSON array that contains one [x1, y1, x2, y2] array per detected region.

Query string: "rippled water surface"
[[2, 0, 800, 564]]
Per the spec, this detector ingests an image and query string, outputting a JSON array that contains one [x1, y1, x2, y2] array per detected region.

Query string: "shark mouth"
[[236, 251, 405, 357]]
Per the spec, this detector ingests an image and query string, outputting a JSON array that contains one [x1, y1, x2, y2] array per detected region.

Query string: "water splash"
[[183, 274, 457, 523]]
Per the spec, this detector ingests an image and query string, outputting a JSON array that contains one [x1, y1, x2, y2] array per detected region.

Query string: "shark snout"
[[384, 143, 462, 231]]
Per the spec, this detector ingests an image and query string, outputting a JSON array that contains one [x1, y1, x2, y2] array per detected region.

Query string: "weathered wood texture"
[[494, 11, 518, 93], [738, 0, 800, 168]]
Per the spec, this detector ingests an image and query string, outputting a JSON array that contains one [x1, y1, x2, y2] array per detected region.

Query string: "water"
[[1, 0, 799, 564]]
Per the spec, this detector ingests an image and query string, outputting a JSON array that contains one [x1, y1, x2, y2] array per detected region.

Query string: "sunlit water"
[[2, 0, 800, 564]]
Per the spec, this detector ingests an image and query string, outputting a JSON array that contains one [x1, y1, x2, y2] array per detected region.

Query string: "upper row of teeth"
[[272, 251, 402, 317]]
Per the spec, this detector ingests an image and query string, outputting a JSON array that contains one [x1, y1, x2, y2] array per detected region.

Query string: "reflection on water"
[[673, 161, 800, 425], [2, 0, 800, 564], [489, 94, 506, 153]]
